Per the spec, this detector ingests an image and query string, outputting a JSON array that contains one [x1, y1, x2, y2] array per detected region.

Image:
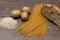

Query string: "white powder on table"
[[0, 17, 17, 29]]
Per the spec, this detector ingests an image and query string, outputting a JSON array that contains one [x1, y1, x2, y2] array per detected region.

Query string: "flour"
[[0, 17, 17, 29]]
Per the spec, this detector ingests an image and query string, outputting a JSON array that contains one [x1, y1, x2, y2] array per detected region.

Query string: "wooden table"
[[0, 0, 60, 40]]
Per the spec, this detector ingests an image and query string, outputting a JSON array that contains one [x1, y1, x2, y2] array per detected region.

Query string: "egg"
[[22, 6, 30, 12], [11, 10, 21, 17], [21, 12, 29, 20]]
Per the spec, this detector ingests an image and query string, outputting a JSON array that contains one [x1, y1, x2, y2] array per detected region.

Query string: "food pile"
[[0, 3, 60, 37], [0, 17, 17, 29], [0, 6, 30, 29], [11, 6, 30, 21], [15, 4, 48, 37]]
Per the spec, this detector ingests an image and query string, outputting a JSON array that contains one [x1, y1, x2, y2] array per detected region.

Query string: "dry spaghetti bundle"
[[15, 4, 48, 37]]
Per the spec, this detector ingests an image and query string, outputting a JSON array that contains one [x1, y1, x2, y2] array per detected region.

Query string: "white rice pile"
[[0, 17, 17, 29]]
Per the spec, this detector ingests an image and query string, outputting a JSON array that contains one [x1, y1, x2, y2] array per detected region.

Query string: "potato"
[[21, 12, 29, 20], [22, 6, 30, 12], [11, 10, 21, 17]]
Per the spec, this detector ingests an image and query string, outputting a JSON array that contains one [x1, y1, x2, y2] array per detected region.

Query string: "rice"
[[0, 17, 17, 29]]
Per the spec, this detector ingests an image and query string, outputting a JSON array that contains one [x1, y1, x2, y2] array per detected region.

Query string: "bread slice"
[[41, 6, 60, 27]]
